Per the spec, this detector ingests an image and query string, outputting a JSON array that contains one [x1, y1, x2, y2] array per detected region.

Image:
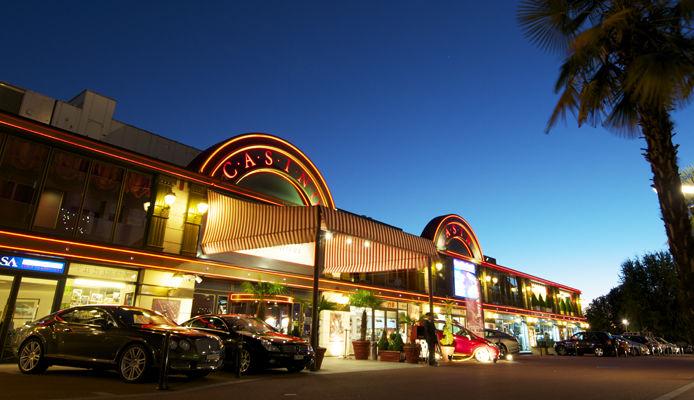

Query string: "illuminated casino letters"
[[189, 134, 335, 208]]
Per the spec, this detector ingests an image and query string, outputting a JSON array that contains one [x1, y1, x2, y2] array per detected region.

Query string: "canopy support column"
[[310, 206, 324, 370]]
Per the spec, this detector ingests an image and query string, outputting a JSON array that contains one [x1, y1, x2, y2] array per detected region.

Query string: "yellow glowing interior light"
[[196, 202, 209, 214], [143, 202, 150, 212], [492, 277, 498, 284], [435, 262, 443, 271], [485, 275, 492, 282]]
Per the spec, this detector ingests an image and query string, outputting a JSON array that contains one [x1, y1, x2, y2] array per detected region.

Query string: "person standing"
[[422, 313, 439, 366]]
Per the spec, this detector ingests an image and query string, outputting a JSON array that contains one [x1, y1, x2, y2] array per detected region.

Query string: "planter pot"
[[403, 343, 420, 364], [313, 347, 327, 370], [441, 345, 455, 362], [352, 340, 371, 360], [379, 350, 401, 362]]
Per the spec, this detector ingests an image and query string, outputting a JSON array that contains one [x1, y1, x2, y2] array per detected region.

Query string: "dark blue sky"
[[5, 1, 694, 303]]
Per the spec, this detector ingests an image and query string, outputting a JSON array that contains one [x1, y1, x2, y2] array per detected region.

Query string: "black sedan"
[[182, 314, 314, 373], [12, 305, 224, 382]]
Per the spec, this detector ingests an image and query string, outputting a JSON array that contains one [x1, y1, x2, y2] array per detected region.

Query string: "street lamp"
[[622, 318, 629, 332]]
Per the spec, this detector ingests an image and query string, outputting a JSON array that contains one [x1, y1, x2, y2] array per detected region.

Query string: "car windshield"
[[226, 317, 276, 335], [115, 308, 176, 327]]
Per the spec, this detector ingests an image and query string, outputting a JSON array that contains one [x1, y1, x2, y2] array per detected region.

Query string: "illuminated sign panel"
[[0, 254, 66, 274], [453, 259, 479, 300]]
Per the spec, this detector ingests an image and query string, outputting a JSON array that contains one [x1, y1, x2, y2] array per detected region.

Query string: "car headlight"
[[261, 339, 280, 352], [169, 338, 178, 350]]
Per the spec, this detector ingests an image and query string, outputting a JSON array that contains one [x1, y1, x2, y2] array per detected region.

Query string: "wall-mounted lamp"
[[324, 231, 333, 240], [434, 262, 443, 271], [164, 190, 176, 206], [143, 202, 151, 212], [196, 202, 209, 214]]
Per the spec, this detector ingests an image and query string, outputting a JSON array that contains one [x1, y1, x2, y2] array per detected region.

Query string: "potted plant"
[[348, 290, 381, 360], [439, 301, 455, 362], [400, 314, 421, 363], [241, 280, 286, 320]]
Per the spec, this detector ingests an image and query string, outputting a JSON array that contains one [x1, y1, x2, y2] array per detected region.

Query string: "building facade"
[[0, 82, 586, 360]]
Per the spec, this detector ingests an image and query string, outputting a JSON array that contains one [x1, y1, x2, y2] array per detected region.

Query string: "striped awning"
[[201, 192, 437, 273], [201, 191, 317, 255]]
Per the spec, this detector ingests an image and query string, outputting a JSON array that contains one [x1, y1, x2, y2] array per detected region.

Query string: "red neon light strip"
[[482, 303, 587, 322], [480, 261, 581, 294]]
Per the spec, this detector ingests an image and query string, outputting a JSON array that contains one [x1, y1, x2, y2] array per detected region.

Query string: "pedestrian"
[[422, 313, 439, 366], [543, 331, 550, 356]]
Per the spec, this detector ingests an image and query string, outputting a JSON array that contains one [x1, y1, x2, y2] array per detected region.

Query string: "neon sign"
[[421, 214, 483, 261], [189, 134, 335, 208], [0, 254, 66, 274]]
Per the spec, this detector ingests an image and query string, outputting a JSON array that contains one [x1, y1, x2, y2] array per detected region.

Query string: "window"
[[114, 171, 152, 246], [190, 317, 227, 331], [0, 136, 49, 228], [33, 150, 90, 235], [77, 162, 124, 242], [60, 307, 111, 325]]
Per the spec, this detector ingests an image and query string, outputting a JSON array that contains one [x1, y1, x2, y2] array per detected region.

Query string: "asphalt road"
[[1, 355, 694, 400]]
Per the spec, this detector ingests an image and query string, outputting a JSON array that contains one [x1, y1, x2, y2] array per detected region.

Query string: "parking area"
[[1, 355, 694, 400]]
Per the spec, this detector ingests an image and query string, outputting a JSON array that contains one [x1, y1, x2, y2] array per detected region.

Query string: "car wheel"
[[594, 347, 605, 357], [18, 338, 48, 374], [287, 362, 305, 373], [556, 346, 567, 356], [498, 344, 508, 358], [118, 344, 150, 383], [474, 347, 493, 363], [238, 348, 252, 374]]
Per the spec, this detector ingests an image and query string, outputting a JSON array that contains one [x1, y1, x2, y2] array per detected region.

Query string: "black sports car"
[[182, 314, 314, 373], [12, 305, 224, 382]]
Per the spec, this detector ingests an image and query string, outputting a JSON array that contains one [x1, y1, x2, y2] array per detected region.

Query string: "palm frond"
[[546, 81, 579, 132], [603, 93, 640, 137], [517, 0, 575, 53]]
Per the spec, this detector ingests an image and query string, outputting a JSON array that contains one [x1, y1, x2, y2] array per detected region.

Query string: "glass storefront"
[[60, 263, 138, 308], [137, 270, 194, 324]]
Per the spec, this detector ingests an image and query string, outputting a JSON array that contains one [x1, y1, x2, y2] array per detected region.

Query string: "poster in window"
[[152, 298, 181, 321]]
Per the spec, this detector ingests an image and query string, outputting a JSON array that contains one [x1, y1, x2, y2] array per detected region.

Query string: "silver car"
[[484, 329, 520, 358]]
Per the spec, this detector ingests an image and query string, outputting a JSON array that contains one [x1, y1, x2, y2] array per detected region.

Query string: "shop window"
[[0, 136, 49, 229], [77, 161, 124, 242], [61, 264, 138, 309], [114, 171, 152, 247], [33, 150, 90, 235]]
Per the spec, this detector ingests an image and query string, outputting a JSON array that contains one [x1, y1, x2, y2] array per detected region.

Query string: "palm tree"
[[518, 0, 694, 319], [349, 289, 382, 360], [241, 280, 287, 320]]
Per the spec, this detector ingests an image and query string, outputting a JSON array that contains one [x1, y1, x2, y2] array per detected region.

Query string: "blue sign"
[[0, 254, 66, 274]]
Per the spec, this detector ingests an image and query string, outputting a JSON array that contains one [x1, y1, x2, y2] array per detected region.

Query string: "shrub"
[[389, 333, 404, 352]]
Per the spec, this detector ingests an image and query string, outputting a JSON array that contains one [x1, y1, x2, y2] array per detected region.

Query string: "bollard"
[[157, 331, 171, 390]]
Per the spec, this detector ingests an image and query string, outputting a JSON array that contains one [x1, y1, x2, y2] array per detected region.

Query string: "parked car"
[[613, 335, 648, 356], [182, 314, 314, 373], [429, 321, 499, 363], [12, 305, 224, 382], [554, 331, 618, 357], [623, 334, 659, 355], [656, 337, 680, 354], [484, 329, 520, 358]]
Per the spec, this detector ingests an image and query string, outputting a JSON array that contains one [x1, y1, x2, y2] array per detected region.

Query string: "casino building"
[[0, 82, 586, 360]]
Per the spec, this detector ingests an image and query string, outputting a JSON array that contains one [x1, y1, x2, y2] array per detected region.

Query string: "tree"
[[585, 287, 623, 332], [518, 0, 694, 320], [241, 280, 287, 320]]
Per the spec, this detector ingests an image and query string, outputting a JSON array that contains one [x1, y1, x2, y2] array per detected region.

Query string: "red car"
[[433, 320, 500, 363]]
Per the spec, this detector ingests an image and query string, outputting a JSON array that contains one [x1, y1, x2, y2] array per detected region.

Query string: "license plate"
[[293, 355, 304, 360], [207, 354, 220, 361]]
